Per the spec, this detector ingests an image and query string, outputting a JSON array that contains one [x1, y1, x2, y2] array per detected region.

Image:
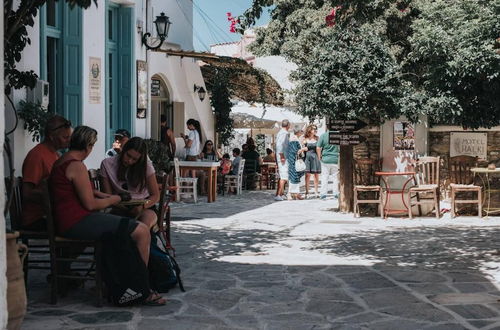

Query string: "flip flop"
[[142, 292, 167, 306]]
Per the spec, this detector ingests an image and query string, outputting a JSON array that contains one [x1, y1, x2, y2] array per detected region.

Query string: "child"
[[220, 153, 232, 175]]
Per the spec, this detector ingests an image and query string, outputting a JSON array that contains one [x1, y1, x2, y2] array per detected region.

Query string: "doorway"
[[151, 75, 172, 141]]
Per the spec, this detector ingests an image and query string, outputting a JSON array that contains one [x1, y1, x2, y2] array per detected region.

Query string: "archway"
[[150, 75, 172, 141]]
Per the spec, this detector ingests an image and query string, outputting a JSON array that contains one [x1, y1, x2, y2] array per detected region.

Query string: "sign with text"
[[450, 132, 487, 159], [327, 119, 367, 132], [329, 133, 366, 145], [89, 57, 101, 104]]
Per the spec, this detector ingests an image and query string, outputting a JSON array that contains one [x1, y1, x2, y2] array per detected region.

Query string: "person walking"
[[287, 126, 308, 200], [274, 119, 290, 201], [303, 124, 322, 198], [317, 129, 340, 199]]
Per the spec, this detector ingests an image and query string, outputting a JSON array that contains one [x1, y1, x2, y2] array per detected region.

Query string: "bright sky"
[[192, 0, 271, 51]]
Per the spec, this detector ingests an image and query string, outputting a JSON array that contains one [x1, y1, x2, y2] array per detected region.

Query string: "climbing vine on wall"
[[210, 69, 234, 146]]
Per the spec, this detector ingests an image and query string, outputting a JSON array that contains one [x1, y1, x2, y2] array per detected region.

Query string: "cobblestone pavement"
[[22, 191, 500, 329]]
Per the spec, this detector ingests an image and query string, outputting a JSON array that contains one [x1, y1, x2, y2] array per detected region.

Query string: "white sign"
[[89, 57, 101, 104], [450, 132, 487, 159]]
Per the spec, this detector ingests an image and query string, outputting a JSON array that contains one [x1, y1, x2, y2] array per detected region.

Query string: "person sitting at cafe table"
[[200, 140, 222, 161], [21, 115, 72, 231], [231, 148, 242, 175], [263, 148, 276, 163], [243, 144, 262, 173], [50, 126, 165, 306], [105, 128, 130, 157], [100, 137, 159, 229]]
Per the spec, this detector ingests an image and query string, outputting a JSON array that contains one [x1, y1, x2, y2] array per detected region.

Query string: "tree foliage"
[[4, 0, 97, 94], [239, 0, 500, 128], [210, 69, 234, 145]]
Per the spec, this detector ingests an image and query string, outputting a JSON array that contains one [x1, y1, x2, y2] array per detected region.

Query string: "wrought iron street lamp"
[[142, 13, 172, 50], [194, 84, 206, 102]]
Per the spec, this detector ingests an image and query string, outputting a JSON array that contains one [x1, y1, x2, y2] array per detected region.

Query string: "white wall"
[[148, 54, 214, 142], [82, 2, 107, 169], [1, 0, 8, 326]]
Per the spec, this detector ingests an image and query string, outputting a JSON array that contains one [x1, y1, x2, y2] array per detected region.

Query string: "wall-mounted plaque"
[[450, 132, 487, 159]]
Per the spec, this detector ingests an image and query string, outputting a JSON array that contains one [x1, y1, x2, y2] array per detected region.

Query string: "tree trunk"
[[339, 145, 354, 212]]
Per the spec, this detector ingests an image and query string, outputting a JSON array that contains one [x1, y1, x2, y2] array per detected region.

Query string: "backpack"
[[101, 219, 150, 306], [149, 231, 185, 293]]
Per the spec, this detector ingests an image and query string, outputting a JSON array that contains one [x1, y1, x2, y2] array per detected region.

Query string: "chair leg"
[[353, 189, 359, 217], [451, 189, 456, 218], [50, 248, 59, 304], [478, 188, 482, 218], [193, 184, 198, 203], [435, 192, 440, 219], [176, 181, 180, 202]]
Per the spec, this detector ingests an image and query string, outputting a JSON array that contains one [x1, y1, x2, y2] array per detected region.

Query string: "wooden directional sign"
[[327, 119, 367, 132], [329, 132, 367, 145]]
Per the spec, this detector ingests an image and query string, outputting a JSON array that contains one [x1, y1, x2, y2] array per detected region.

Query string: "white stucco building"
[[5, 0, 214, 170]]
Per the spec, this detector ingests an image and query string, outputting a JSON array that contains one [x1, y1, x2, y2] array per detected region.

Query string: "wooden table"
[[375, 171, 416, 218], [177, 161, 219, 203], [471, 167, 500, 216], [260, 162, 277, 190]]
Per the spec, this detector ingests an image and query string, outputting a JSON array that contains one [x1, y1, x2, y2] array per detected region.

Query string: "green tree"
[[210, 69, 234, 146], [239, 0, 500, 128]]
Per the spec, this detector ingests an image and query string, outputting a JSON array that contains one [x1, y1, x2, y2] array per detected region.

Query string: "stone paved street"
[[22, 191, 500, 329]]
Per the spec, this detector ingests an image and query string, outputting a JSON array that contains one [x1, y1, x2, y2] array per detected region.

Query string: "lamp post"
[[142, 12, 172, 50], [194, 84, 206, 102]]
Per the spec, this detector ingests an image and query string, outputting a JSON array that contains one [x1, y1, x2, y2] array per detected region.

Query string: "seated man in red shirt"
[[21, 115, 72, 231]]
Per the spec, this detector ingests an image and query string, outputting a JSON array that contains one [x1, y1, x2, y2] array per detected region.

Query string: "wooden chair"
[[155, 172, 175, 252], [259, 163, 277, 190], [243, 159, 261, 190], [449, 156, 482, 218], [173, 158, 198, 203], [88, 169, 102, 191], [408, 156, 441, 219], [353, 159, 383, 218], [40, 180, 104, 306], [225, 159, 246, 195], [4, 176, 51, 289]]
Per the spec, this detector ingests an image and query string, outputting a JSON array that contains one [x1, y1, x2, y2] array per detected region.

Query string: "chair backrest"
[[5, 177, 23, 230], [40, 179, 57, 243], [354, 158, 380, 186], [173, 157, 180, 179], [156, 171, 168, 231], [449, 155, 478, 185], [244, 159, 258, 174], [88, 169, 102, 191], [238, 159, 246, 178], [413, 156, 440, 185]]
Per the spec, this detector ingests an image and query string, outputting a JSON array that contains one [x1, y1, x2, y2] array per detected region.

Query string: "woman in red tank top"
[[49, 126, 166, 306]]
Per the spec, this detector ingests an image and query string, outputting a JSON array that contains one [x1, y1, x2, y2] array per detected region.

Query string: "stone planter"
[[6, 232, 28, 330]]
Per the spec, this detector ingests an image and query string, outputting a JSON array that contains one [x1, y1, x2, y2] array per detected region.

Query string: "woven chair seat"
[[354, 185, 381, 191], [450, 183, 481, 190], [409, 184, 438, 191]]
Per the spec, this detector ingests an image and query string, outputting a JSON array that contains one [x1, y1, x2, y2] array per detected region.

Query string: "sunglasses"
[[207, 143, 213, 146], [51, 120, 72, 131]]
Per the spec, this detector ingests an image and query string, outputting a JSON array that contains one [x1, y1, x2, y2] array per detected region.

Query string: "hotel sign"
[[450, 132, 487, 159], [89, 57, 101, 104]]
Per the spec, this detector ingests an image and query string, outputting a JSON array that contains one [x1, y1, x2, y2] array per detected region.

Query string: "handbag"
[[295, 154, 306, 172]]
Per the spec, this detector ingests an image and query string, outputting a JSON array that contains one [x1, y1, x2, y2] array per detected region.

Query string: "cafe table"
[[471, 167, 500, 216], [375, 171, 416, 218], [177, 160, 219, 203]]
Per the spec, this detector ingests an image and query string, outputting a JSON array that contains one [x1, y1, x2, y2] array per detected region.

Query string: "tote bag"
[[295, 155, 306, 172]]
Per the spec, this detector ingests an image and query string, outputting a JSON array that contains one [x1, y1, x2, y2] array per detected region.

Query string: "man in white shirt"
[[274, 119, 290, 201]]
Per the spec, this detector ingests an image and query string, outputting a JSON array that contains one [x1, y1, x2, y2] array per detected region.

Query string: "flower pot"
[[6, 232, 28, 330]]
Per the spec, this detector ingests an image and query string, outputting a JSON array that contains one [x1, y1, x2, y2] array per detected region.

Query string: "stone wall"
[[429, 130, 500, 182], [354, 128, 380, 161]]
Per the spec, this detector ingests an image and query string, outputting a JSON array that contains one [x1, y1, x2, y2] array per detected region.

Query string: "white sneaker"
[[274, 195, 284, 201]]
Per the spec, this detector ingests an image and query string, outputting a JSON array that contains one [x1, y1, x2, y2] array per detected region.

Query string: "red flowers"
[[227, 12, 240, 33], [325, 6, 342, 27]]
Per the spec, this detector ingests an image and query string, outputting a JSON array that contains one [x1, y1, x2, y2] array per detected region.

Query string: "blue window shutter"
[[117, 7, 133, 132], [62, 4, 82, 126]]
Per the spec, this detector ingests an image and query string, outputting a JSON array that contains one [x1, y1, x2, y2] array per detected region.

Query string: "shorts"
[[277, 160, 289, 181], [62, 213, 139, 241], [186, 155, 198, 161]]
